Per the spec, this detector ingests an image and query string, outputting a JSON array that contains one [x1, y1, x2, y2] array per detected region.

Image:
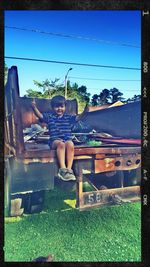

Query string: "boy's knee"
[[66, 141, 74, 150], [58, 141, 65, 149]]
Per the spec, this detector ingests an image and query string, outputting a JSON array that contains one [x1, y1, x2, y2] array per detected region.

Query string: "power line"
[[5, 26, 141, 49], [69, 76, 140, 82], [5, 56, 141, 71], [86, 88, 141, 92]]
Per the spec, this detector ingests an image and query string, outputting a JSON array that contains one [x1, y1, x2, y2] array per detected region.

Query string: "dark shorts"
[[48, 138, 74, 149]]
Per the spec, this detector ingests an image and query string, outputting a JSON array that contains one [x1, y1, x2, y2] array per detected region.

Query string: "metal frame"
[[5, 66, 141, 212]]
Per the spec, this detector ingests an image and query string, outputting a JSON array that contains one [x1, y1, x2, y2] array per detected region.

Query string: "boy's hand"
[[76, 104, 89, 121], [31, 98, 43, 119], [31, 99, 37, 109]]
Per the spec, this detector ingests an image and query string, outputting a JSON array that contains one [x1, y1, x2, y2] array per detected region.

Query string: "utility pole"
[[65, 68, 73, 99]]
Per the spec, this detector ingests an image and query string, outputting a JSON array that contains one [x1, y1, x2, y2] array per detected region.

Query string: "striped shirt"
[[40, 112, 76, 146]]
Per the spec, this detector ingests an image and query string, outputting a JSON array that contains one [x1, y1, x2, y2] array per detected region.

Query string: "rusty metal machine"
[[4, 66, 141, 215]]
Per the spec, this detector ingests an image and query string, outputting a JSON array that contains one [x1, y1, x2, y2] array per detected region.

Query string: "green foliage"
[[126, 95, 141, 103], [25, 77, 140, 109], [86, 140, 102, 146], [4, 188, 141, 262], [99, 88, 111, 105], [110, 87, 125, 103], [25, 78, 90, 113], [91, 88, 126, 106], [91, 94, 99, 106], [25, 89, 43, 98]]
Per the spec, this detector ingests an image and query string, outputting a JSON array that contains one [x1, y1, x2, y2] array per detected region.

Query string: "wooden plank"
[[19, 144, 141, 159], [74, 146, 141, 156], [74, 155, 92, 160], [95, 154, 105, 159], [73, 133, 141, 145], [20, 157, 55, 164]]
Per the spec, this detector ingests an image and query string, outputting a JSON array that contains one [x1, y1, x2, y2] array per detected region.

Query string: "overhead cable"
[[5, 26, 141, 48], [85, 88, 141, 92], [5, 56, 141, 71], [69, 76, 140, 82]]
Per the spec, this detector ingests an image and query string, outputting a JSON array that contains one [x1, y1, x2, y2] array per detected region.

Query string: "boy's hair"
[[51, 95, 66, 109]]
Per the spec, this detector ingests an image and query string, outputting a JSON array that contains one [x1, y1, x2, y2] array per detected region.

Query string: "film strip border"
[[142, 9, 150, 266]]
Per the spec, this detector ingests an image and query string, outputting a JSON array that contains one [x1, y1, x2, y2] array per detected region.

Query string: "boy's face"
[[53, 104, 66, 116]]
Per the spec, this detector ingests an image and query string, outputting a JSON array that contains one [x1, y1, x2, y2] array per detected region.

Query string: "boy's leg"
[[52, 140, 76, 181], [65, 140, 74, 169], [51, 140, 66, 169]]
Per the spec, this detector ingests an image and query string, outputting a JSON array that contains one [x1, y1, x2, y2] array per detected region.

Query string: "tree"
[[25, 78, 90, 113], [33, 78, 63, 98], [91, 94, 99, 106], [110, 88, 124, 103], [91, 88, 126, 106], [65, 82, 90, 112], [25, 89, 43, 98], [78, 85, 90, 103], [99, 89, 111, 105], [126, 94, 141, 103]]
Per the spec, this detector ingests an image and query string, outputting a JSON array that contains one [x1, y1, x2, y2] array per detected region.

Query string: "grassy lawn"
[[4, 187, 141, 262]]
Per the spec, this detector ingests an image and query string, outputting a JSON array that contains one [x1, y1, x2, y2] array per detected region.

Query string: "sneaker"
[[66, 169, 76, 181], [57, 168, 76, 181]]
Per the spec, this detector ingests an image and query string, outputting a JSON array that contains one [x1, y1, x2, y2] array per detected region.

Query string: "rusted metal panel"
[[73, 157, 94, 174], [81, 100, 141, 139], [95, 154, 105, 159], [5, 80, 15, 148], [74, 149, 141, 210], [78, 186, 140, 211], [20, 97, 78, 128], [94, 154, 141, 173], [9, 67, 25, 155], [5, 66, 25, 155], [8, 157, 55, 194], [5, 143, 16, 156], [74, 160, 84, 208], [5, 156, 12, 216]]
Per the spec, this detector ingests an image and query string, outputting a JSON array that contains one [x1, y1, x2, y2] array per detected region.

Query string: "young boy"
[[31, 95, 87, 181]]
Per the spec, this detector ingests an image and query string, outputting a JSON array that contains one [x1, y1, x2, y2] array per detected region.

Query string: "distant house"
[[89, 101, 124, 112], [108, 101, 124, 108], [88, 104, 110, 112]]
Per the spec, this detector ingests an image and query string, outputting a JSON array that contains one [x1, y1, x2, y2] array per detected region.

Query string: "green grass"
[[4, 187, 141, 262]]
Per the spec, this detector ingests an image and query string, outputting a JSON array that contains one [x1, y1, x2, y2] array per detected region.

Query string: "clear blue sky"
[[4, 10, 141, 100]]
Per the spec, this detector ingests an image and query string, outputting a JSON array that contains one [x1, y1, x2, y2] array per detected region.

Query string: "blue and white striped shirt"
[[40, 112, 76, 146]]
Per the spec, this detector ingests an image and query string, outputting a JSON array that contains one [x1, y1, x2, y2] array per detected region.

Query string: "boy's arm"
[[76, 104, 89, 121], [31, 100, 43, 119]]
